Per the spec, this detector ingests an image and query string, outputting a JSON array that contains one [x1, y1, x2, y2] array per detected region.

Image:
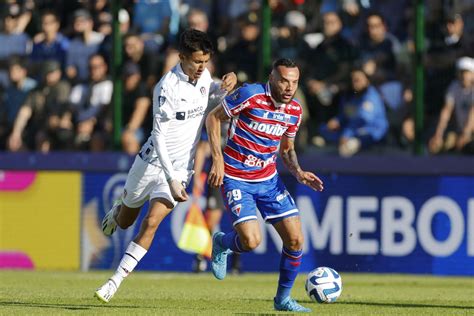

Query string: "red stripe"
[[289, 261, 301, 267], [224, 146, 247, 163]]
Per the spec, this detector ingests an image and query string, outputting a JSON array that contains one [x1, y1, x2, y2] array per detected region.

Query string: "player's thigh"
[[272, 215, 304, 248], [234, 219, 261, 246], [256, 175, 299, 224], [222, 177, 258, 227], [122, 156, 161, 209], [145, 197, 174, 225]]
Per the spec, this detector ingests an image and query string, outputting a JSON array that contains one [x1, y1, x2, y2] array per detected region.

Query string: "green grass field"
[[0, 271, 473, 315]]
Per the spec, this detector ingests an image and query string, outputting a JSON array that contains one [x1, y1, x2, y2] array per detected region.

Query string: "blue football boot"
[[211, 232, 232, 280], [274, 297, 312, 313]]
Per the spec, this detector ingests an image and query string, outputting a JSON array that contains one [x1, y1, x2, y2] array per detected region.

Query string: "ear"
[[178, 53, 185, 62]]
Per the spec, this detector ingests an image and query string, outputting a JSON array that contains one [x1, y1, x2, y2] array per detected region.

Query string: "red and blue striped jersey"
[[221, 82, 302, 182]]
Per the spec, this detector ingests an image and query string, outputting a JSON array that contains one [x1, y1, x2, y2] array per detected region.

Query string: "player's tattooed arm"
[[280, 137, 302, 176], [280, 136, 324, 191]]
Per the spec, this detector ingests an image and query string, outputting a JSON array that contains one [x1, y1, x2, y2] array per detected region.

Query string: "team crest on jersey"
[[200, 86, 206, 96], [176, 111, 186, 120], [231, 204, 242, 216], [158, 95, 166, 107]]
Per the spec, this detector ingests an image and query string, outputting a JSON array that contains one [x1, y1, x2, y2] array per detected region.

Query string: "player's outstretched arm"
[[205, 105, 229, 187], [279, 136, 324, 192]]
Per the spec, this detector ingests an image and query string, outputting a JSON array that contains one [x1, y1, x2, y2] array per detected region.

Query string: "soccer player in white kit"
[[94, 29, 237, 303]]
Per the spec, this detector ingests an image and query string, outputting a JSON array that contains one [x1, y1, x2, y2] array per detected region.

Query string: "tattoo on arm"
[[281, 147, 302, 178]]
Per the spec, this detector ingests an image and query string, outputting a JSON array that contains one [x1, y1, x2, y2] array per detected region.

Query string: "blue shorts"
[[222, 175, 299, 226]]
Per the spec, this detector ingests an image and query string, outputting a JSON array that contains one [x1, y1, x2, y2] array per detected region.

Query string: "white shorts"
[[122, 156, 191, 208]]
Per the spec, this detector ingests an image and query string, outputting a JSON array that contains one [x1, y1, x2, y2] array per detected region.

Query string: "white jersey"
[[138, 63, 223, 184]]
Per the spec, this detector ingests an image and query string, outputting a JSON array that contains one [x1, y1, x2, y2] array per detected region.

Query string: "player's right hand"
[[168, 179, 189, 202], [208, 160, 224, 188]]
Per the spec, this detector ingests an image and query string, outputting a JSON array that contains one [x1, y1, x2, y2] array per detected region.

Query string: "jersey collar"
[[265, 82, 285, 109], [174, 63, 197, 85]]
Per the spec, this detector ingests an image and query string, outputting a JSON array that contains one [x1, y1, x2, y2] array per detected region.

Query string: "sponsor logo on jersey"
[[231, 204, 242, 216], [243, 154, 276, 168], [176, 112, 186, 120], [237, 101, 251, 112], [248, 121, 286, 136], [158, 95, 166, 107], [187, 106, 205, 119], [256, 99, 271, 105]]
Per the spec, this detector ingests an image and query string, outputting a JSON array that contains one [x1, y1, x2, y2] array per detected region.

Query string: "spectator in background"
[[2, 57, 37, 150], [305, 11, 358, 134], [69, 54, 112, 151], [428, 57, 474, 155], [162, 8, 211, 75], [121, 62, 152, 155], [66, 9, 104, 83], [425, 12, 473, 124], [7, 61, 72, 152], [273, 10, 311, 68], [99, 8, 131, 65], [31, 10, 70, 73], [359, 12, 398, 86], [0, 6, 31, 88], [319, 67, 388, 157], [123, 33, 161, 91], [221, 15, 260, 83]]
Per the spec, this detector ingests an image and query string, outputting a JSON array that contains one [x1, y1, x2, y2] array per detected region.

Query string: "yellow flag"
[[178, 201, 212, 258]]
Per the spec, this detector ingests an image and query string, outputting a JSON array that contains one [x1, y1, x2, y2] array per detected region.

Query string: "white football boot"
[[94, 279, 118, 303], [102, 199, 121, 236]]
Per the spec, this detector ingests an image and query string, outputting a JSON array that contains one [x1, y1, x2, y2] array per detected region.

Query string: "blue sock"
[[275, 247, 303, 303], [220, 230, 245, 253]]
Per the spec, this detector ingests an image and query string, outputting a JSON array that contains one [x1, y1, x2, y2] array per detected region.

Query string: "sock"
[[275, 247, 303, 303], [220, 230, 245, 253], [110, 241, 147, 288]]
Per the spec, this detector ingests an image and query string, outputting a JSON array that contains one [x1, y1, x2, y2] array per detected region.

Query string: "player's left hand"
[[220, 72, 237, 92], [297, 171, 324, 191]]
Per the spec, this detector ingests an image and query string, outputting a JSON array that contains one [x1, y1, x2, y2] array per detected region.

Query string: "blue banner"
[[81, 173, 474, 276]]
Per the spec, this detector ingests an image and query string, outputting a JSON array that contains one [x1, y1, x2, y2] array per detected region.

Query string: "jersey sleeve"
[[222, 84, 255, 118], [152, 83, 175, 121], [284, 104, 303, 138]]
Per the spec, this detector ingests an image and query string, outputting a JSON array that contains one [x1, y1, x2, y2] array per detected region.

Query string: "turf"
[[0, 271, 472, 315]]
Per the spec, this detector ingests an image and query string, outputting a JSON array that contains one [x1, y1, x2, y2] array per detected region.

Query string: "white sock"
[[110, 241, 147, 288]]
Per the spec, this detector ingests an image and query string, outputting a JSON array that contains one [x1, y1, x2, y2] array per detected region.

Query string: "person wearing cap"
[[7, 60, 71, 152], [428, 56, 474, 154], [66, 9, 104, 83]]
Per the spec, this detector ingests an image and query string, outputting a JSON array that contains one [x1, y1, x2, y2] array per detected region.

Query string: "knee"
[[142, 215, 161, 232], [285, 234, 304, 251], [240, 233, 261, 251]]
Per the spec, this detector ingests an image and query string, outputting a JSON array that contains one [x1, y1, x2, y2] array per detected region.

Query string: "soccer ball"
[[305, 267, 342, 303]]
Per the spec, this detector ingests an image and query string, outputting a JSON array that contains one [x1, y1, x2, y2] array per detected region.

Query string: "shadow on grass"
[[303, 299, 474, 310], [0, 301, 146, 310], [245, 298, 474, 311]]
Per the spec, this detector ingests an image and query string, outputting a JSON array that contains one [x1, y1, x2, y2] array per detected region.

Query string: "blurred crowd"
[[0, 0, 472, 156]]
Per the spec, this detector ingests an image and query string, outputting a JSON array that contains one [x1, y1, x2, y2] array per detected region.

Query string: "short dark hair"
[[179, 28, 213, 56], [273, 58, 297, 69]]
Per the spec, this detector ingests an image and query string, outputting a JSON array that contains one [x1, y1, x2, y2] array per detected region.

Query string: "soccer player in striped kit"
[[206, 58, 324, 312], [95, 29, 237, 303]]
